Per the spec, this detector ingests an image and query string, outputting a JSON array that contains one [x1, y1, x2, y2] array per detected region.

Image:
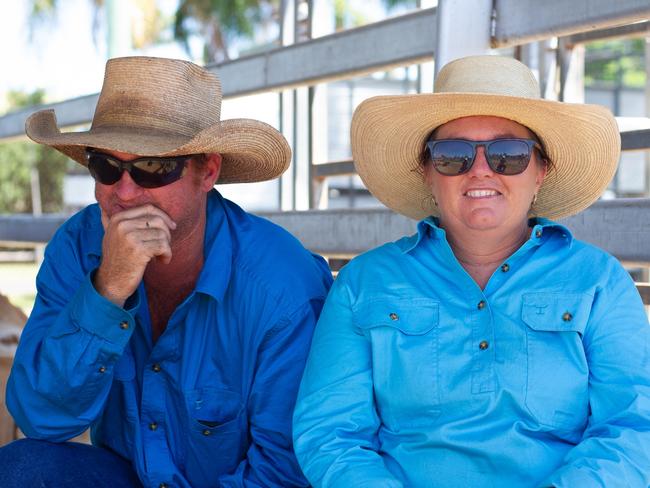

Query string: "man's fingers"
[[140, 216, 173, 241], [142, 238, 173, 263], [110, 204, 176, 230]]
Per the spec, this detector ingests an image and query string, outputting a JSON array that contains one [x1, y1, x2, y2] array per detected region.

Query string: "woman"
[[293, 55, 650, 487]]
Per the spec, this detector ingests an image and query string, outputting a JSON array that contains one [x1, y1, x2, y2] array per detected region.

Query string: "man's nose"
[[112, 170, 144, 199]]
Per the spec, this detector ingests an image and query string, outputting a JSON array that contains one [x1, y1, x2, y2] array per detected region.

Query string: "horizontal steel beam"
[[621, 129, 650, 152], [638, 283, 650, 304], [494, 0, 650, 48], [566, 20, 650, 46], [0, 94, 99, 144], [313, 161, 356, 178], [209, 8, 437, 97], [4, 199, 649, 265], [0, 214, 67, 247]]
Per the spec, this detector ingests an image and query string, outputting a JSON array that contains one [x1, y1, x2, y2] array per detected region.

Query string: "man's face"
[[94, 150, 220, 240]]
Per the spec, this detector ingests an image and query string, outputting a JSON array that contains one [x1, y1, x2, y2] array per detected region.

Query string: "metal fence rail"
[[3, 198, 650, 264]]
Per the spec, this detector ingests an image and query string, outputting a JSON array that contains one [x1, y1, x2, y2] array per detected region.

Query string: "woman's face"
[[424, 116, 547, 233]]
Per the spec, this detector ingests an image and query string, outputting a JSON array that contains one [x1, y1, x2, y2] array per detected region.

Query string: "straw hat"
[[25, 56, 291, 184], [351, 55, 620, 220]]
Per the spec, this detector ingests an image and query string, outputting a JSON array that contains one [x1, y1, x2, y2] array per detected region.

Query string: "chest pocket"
[[522, 292, 592, 433], [183, 387, 247, 487], [354, 298, 440, 431]]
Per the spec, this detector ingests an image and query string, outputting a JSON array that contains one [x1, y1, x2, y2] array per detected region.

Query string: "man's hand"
[[94, 204, 176, 306]]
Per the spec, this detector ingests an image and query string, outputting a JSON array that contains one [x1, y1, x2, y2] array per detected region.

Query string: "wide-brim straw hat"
[[25, 56, 291, 184], [351, 55, 620, 220]]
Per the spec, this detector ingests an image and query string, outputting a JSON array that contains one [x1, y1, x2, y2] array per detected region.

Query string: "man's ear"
[[201, 153, 222, 191]]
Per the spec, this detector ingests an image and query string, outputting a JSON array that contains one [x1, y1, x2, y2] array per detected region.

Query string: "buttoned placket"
[[471, 294, 496, 394], [139, 299, 186, 485]]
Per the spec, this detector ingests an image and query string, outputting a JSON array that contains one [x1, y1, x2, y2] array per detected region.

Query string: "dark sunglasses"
[[425, 138, 546, 176], [86, 150, 190, 188]]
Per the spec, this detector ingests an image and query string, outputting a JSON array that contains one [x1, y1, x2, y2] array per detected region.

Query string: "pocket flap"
[[185, 387, 243, 430], [521, 292, 592, 334], [353, 298, 439, 335]]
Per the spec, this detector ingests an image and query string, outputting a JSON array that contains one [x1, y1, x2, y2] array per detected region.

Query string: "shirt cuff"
[[68, 269, 141, 347]]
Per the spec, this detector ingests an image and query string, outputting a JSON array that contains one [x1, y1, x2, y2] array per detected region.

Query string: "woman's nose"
[[467, 146, 493, 176]]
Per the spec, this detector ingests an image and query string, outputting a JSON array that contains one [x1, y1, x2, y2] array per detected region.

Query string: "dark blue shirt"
[[8, 189, 333, 488]]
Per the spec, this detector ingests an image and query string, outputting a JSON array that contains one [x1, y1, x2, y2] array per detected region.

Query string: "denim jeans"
[[0, 438, 142, 487]]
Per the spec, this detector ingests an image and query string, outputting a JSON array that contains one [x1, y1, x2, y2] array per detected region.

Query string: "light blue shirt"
[[8, 189, 333, 488], [293, 217, 650, 487]]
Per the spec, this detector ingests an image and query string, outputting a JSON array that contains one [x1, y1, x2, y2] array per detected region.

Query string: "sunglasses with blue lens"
[[426, 138, 546, 176]]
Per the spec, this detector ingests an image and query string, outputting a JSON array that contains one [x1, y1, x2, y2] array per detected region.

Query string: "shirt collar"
[[85, 205, 104, 259], [400, 216, 574, 254], [195, 190, 233, 302]]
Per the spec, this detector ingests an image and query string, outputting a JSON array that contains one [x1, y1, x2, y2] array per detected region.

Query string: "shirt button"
[[562, 312, 573, 322], [535, 229, 542, 238], [98, 366, 106, 374], [202, 429, 212, 436], [119, 321, 129, 330], [501, 263, 510, 272], [149, 422, 158, 431], [152, 363, 162, 373], [159, 484, 168, 488], [479, 340, 489, 350], [477, 300, 486, 310], [389, 313, 399, 321]]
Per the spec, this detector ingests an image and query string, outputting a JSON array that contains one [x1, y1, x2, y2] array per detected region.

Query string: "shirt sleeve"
[[216, 299, 324, 488], [6, 229, 140, 441], [544, 260, 650, 487], [292, 273, 405, 488]]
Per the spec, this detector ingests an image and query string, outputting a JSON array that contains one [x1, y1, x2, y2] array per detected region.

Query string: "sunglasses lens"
[[87, 154, 122, 185], [429, 141, 474, 175], [130, 160, 185, 188], [486, 140, 531, 175], [86, 152, 187, 188]]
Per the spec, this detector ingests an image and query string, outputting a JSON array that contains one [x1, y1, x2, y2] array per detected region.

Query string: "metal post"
[[106, 0, 132, 58], [309, 0, 335, 209], [645, 36, 650, 200], [558, 39, 585, 103], [434, 0, 492, 76], [417, 0, 436, 93], [279, 0, 296, 210]]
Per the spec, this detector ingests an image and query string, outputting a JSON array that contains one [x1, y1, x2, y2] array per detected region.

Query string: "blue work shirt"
[[293, 217, 650, 487], [8, 189, 333, 488]]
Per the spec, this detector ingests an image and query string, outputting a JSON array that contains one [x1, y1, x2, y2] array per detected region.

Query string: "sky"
[[0, 0, 188, 111]]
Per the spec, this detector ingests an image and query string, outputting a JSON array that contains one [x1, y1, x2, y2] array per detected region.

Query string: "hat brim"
[[351, 93, 620, 220], [25, 109, 291, 184]]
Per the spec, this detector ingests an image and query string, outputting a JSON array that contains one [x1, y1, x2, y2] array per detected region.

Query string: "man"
[[0, 56, 332, 488]]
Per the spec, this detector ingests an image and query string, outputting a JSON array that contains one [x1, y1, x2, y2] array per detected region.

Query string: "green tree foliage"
[[0, 90, 69, 214], [585, 39, 646, 88], [174, 0, 278, 62]]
